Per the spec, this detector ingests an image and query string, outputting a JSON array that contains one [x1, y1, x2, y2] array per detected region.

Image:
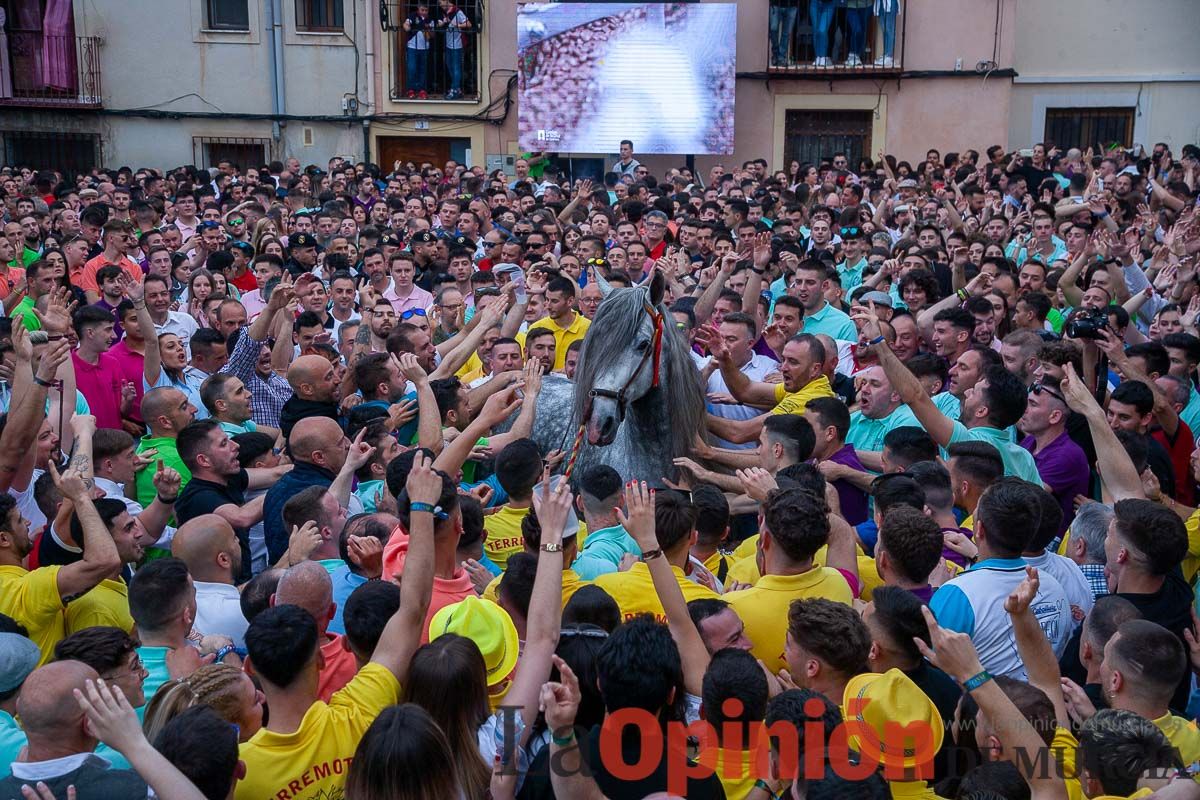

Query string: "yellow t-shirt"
[[525, 313, 591, 372], [887, 780, 948, 800], [1182, 509, 1200, 583], [65, 578, 134, 636], [483, 568, 589, 609], [1051, 725, 1084, 800], [726, 537, 832, 588], [592, 562, 719, 623], [0, 564, 65, 665], [483, 505, 532, 571], [1155, 713, 1200, 770], [725, 568, 853, 673], [703, 744, 762, 800], [236, 662, 400, 800], [457, 351, 484, 381], [771, 374, 834, 415]]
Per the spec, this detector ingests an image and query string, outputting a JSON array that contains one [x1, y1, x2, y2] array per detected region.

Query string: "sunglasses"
[[1029, 380, 1066, 404], [228, 218, 244, 226], [840, 227, 860, 236], [559, 627, 609, 640], [400, 308, 427, 320]]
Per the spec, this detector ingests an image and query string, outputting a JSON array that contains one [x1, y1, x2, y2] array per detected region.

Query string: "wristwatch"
[[540, 542, 562, 552]]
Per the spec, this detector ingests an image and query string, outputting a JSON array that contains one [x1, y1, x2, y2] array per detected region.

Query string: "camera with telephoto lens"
[[1065, 307, 1109, 340]]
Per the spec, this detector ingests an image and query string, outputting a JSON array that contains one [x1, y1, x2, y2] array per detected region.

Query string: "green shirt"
[[948, 421, 1043, 485], [846, 404, 920, 454], [135, 435, 191, 509], [136, 645, 172, 721], [838, 257, 867, 293], [12, 295, 39, 331], [802, 302, 857, 341]]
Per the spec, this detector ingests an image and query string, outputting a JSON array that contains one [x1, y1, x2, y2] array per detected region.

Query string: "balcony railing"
[[0, 31, 103, 107], [767, 1, 903, 76], [381, 0, 483, 102]]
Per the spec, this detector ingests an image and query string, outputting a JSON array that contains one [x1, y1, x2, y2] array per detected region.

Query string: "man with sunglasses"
[[836, 218, 868, 292], [1018, 375, 1089, 532], [79, 220, 143, 304]]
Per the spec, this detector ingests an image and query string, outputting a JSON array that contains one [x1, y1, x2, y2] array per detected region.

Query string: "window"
[[206, 0, 250, 31], [2, 131, 101, 174], [192, 137, 269, 170], [296, 0, 344, 32], [1044, 107, 1135, 150], [785, 110, 872, 168]]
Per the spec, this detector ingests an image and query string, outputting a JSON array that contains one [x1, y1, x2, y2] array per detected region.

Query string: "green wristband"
[[963, 670, 994, 692]]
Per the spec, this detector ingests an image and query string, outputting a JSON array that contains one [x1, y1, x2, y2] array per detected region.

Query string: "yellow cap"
[[842, 668, 945, 772], [428, 596, 520, 684]]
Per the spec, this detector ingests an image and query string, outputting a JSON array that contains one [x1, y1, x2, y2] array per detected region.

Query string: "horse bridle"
[[586, 299, 664, 422]]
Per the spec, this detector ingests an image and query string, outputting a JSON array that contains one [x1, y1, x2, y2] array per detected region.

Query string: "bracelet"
[[754, 779, 780, 800], [214, 645, 237, 663], [156, 493, 178, 505], [410, 501, 437, 515], [540, 542, 562, 553], [642, 548, 665, 561], [32, 376, 58, 388], [963, 670, 994, 692], [956, 288, 969, 301], [551, 728, 576, 747], [867, 335, 885, 346], [44, 334, 65, 341]]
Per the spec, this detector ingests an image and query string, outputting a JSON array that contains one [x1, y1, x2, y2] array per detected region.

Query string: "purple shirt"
[[824, 444, 870, 526], [1021, 431, 1090, 534], [93, 298, 123, 341], [941, 526, 975, 569]]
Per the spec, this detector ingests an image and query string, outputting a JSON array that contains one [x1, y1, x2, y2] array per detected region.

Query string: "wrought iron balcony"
[[0, 31, 102, 107]]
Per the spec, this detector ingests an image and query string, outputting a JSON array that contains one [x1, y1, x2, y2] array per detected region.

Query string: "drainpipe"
[[363, 0, 376, 160], [266, 0, 286, 146]]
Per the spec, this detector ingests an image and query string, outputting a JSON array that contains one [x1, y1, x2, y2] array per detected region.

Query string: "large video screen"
[[517, 3, 736, 155]]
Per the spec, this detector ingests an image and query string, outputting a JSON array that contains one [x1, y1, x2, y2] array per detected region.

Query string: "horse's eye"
[[635, 340, 651, 353]]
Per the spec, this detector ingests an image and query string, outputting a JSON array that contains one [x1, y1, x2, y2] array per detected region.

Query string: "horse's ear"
[[648, 268, 666, 307], [592, 270, 614, 298]]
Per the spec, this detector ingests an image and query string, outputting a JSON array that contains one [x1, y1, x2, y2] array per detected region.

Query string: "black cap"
[[290, 232, 318, 249], [451, 234, 476, 251], [380, 233, 402, 247], [411, 230, 436, 244]]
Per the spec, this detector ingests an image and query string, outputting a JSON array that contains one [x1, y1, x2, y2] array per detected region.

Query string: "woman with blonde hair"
[[142, 663, 264, 743], [251, 217, 279, 253]]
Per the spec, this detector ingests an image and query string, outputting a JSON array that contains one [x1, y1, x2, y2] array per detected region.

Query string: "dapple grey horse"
[[528, 270, 706, 486]]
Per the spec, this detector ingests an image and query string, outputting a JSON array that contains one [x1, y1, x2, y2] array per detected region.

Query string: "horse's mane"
[[572, 285, 705, 458]]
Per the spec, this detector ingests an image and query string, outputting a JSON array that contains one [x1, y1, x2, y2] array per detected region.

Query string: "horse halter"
[[587, 299, 665, 422]]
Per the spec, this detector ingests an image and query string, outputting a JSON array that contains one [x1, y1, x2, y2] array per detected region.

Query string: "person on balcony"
[[843, 0, 872, 67], [873, 0, 899, 66], [769, 1, 798, 67], [404, 3, 434, 100], [809, 0, 837, 68], [437, 0, 471, 100]]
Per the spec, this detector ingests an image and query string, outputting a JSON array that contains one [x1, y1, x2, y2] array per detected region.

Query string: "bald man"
[[172, 514, 249, 647], [134, 386, 198, 509], [262, 416, 364, 565], [273, 561, 358, 702], [0, 661, 148, 798], [278, 353, 343, 438]]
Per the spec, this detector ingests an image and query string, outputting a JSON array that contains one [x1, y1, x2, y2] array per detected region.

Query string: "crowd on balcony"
[[0, 135, 1197, 800], [771, 0, 900, 68]]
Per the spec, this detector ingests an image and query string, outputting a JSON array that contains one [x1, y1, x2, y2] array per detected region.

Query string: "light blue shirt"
[[136, 645, 173, 721], [571, 524, 641, 580], [948, 421, 1043, 485], [0, 711, 26, 772], [802, 302, 857, 342], [218, 419, 257, 437], [329, 562, 368, 636], [838, 257, 867, 293], [145, 371, 208, 420], [846, 404, 920, 454], [933, 391, 961, 420]]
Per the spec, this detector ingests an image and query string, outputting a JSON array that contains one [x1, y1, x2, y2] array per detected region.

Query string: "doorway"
[[376, 135, 472, 171], [784, 110, 873, 168]]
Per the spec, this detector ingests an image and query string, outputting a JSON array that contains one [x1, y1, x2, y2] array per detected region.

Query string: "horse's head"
[[582, 270, 667, 446]]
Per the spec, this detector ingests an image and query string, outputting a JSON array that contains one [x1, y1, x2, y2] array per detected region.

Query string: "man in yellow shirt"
[[236, 455, 440, 800], [0, 464, 121, 664], [594, 490, 719, 621], [484, 440, 547, 570], [1097, 619, 1200, 769], [701, 330, 834, 444], [726, 488, 854, 674], [484, 505, 588, 610], [697, 648, 770, 799], [1076, 709, 1181, 800], [64, 498, 148, 635], [525, 276, 590, 372]]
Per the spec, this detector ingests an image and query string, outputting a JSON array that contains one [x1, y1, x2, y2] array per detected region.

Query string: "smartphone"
[[1019, 149, 1034, 158], [263, 276, 280, 302]]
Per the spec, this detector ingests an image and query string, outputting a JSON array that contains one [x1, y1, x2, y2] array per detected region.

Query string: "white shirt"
[[1024, 550, 1095, 624], [706, 352, 778, 449], [193, 580, 249, 647]]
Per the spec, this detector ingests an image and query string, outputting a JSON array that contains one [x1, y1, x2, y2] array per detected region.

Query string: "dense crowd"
[[0, 138, 1199, 800]]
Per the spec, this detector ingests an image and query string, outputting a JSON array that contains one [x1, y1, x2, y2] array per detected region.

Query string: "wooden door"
[[376, 136, 452, 171]]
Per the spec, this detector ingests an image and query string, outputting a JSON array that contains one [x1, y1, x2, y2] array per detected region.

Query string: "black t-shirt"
[[1120, 572, 1194, 713], [519, 724, 726, 800], [176, 469, 252, 582]]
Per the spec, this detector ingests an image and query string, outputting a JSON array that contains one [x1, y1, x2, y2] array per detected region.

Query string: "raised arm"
[[0, 321, 66, 492], [1060, 363, 1144, 501], [432, 387, 521, 476], [1058, 242, 1093, 309], [430, 299, 507, 380], [692, 253, 738, 326], [917, 607, 1068, 800], [695, 323, 778, 408], [618, 481, 710, 695], [395, 353, 443, 452], [370, 453, 439, 684], [53, 462, 122, 600], [329, 428, 376, 507], [1096, 329, 1178, 437], [1006, 567, 1070, 729], [504, 470, 569, 744], [486, 360, 542, 451], [862, 314, 956, 446], [125, 279, 161, 387]]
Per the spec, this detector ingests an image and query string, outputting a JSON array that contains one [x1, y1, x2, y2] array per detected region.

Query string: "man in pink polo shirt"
[[70, 305, 132, 430], [384, 251, 433, 317]]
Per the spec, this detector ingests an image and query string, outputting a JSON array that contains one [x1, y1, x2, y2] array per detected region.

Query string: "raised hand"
[[347, 535, 384, 578], [393, 352, 428, 385], [344, 428, 377, 473], [386, 398, 419, 431], [614, 480, 656, 552], [74, 678, 146, 756], [531, 465, 573, 547], [405, 451, 442, 506], [151, 460, 182, 503], [540, 654, 582, 733], [33, 286, 73, 335], [693, 323, 728, 361], [913, 606, 985, 684], [736, 466, 778, 503], [287, 521, 323, 563], [48, 460, 91, 501]]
